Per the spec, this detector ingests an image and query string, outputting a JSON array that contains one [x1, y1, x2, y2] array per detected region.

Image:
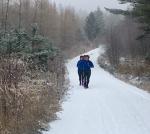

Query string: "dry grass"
[[116, 63, 150, 91], [117, 63, 150, 76], [98, 54, 150, 92], [0, 56, 66, 134]]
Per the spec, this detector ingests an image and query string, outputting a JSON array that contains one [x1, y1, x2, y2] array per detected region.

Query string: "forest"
[[0, 0, 149, 133], [98, 0, 150, 90], [0, 0, 81, 133]]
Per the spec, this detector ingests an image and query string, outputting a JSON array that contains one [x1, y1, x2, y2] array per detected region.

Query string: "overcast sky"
[[51, 0, 129, 12]]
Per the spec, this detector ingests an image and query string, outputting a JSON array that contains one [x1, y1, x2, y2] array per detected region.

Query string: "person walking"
[[77, 56, 85, 86], [83, 55, 94, 88]]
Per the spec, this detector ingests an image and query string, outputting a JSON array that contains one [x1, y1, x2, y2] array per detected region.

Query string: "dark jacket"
[[77, 60, 94, 71], [84, 60, 94, 71], [77, 60, 85, 70]]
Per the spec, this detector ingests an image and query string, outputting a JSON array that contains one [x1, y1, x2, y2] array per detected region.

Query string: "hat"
[[84, 55, 90, 58]]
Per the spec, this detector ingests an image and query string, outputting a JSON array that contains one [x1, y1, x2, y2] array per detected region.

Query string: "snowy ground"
[[43, 46, 150, 134]]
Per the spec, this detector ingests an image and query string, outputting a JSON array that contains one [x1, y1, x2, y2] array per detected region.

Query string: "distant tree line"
[[0, 0, 87, 55]]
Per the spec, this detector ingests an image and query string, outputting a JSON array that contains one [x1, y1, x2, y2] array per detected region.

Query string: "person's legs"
[[86, 70, 91, 88], [84, 75, 87, 88], [81, 71, 85, 86], [84, 71, 88, 88], [78, 70, 82, 85]]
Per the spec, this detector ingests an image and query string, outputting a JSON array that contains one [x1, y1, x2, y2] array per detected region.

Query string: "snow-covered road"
[[43, 46, 150, 134]]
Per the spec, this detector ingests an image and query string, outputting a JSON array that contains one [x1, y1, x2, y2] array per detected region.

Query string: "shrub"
[[0, 27, 66, 134]]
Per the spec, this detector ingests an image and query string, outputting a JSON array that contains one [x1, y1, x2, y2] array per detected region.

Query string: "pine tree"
[[84, 12, 97, 41], [94, 7, 105, 36], [105, 0, 150, 59], [106, 0, 150, 35], [84, 9, 105, 41]]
